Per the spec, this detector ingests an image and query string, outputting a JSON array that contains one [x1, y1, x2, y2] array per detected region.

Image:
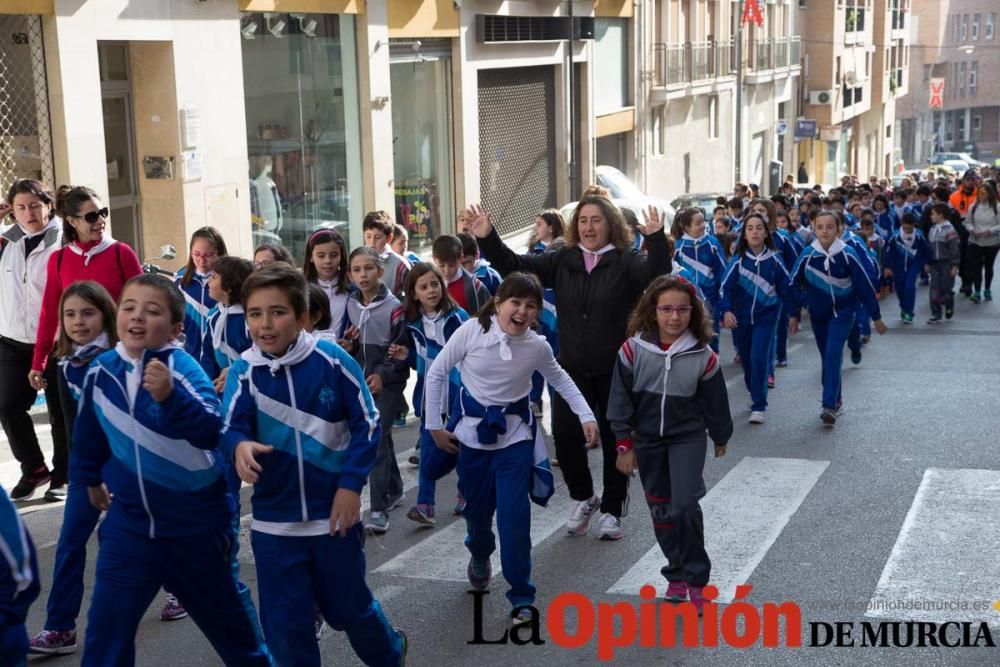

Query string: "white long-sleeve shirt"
[[425, 317, 595, 450]]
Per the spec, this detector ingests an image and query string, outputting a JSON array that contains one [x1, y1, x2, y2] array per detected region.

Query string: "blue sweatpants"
[[775, 305, 789, 363], [810, 309, 857, 410], [457, 440, 534, 608], [44, 479, 101, 631], [416, 426, 459, 506], [251, 526, 404, 667], [733, 321, 777, 412], [893, 266, 919, 316], [82, 515, 269, 667]]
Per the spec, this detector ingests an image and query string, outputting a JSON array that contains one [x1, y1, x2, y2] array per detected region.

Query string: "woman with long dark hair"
[[468, 195, 669, 540], [967, 181, 1000, 303]]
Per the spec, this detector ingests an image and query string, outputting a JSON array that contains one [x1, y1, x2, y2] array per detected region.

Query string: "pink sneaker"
[[664, 581, 687, 603], [29, 629, 77, 655], [688, 586, 706, 616], [160, 593, 188, 621]]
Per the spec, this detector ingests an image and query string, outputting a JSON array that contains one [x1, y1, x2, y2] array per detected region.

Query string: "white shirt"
[[424, 318, 595, 450], [316, 279, 349, 333]]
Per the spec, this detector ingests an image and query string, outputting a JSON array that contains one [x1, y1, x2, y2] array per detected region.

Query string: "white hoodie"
[[0, 219, 62, 343]]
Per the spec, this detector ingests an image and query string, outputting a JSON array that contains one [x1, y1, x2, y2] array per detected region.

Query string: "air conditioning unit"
[[810, 90, 834, 105]]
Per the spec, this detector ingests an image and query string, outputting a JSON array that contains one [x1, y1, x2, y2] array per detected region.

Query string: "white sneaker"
[[566, 496, 601, 536], [748, 411, 765, 424], [596, 513, 623, 541]]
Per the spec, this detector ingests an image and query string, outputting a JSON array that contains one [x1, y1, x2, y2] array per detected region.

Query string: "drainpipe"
[[735, 0, 744, 182], [568, 0, 576, 199]]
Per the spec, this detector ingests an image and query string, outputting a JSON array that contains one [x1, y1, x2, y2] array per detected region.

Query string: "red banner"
[[742, 0, 764, 27], [929, 78, 944, 109]]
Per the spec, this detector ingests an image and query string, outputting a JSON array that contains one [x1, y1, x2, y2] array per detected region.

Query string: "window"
[[960, 14, 968, 41], [969, 61, 977, 97], [886, 124, 892, 138], [957, 114, 965, 141], [987, 13, 995, 40], [972, 14, 980, 40], [594, 19, 630, 113], [972, 113, 982, 140], [959, 62, 965, 97], [944, 114, 953, 143], [923, 64, 931, 82], [709, 95, 719, 139]]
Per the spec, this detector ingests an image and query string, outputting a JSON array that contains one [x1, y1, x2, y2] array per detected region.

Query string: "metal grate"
[[476, 15, 594, 43], [478, 66, 556, 238], [0, 14, 53, 192]]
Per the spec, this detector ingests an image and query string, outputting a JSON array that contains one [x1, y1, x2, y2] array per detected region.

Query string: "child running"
[[788, 211, 888, 426], [672, 207, 727, 351], [607, 275, 732, 615], [926, 203, 961, 323], [302, 229, 350, 333], [389, 263, 468, 526], [176, 227, 226, 379], [341, 247, 409, 534], [424, 273, 598, 626], [720, 213, 792, 424], [883, 212, 929, 325], [72, 274, 268, 665], [431, 235, 492, 315], [221, 264, 406, 667], [205, 257, 254, 393], [29, 282, 116, 656]]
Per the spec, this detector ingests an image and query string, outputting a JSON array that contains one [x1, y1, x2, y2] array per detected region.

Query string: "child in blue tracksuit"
[[527, 236, 565, 414], [773, 211, 804, 367], [392, 263, 468, 526], [840, 221, 880, 365], [341, 247, 410, 535], [672, 208, 727, 351], [176, 227, 227, 379], [872, 194, 894, 241], [720, 213, 792, 424], [883, 212, 930, 324], [0, 484, 40, 667], [72, 274, 268, 666], [788, 212, 887, 427], [424, 273, 597, 626], [459, 232, 502, 295], [29, 282, 116, 655], [221, 264, 405, 667], [204, 257, 254, 395]]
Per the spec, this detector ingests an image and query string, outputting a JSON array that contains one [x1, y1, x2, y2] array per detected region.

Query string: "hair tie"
[[308, 228, 342, 243]]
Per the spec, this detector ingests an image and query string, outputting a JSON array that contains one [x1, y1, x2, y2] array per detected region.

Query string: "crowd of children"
[[2, 165, 997, 664]]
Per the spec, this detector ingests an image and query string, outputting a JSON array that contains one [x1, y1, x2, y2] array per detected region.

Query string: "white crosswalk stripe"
[[867, 467, 1000, 627], [607, 456, 829, 602]]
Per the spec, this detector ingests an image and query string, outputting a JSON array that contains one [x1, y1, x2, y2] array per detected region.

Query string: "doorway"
[[99, 42, 142, 254]]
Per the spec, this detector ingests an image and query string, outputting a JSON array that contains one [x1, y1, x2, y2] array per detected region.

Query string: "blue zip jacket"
[[71, 344, 232, 538], [720, 248, 793, 325], [788, 240, 882, 321], [472, 260, 502, 296], [674, 233, 728, 303], [220, 332, 380, 525], [773, 228, 802, 271], [405, 306, 468, 419], [874, 209, 894, 240], [176, 268, 219, 379], [204, 305, 252, 373], [0, 485, 39, 665], [883, 229, 930, 276], [842, 229, 879, 282]]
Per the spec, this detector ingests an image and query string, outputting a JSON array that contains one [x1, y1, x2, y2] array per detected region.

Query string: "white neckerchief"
[[355, 290, 386, 331], [899, 231, 916, 250], [66, 238, 115, 266], [656, 330, 699, 371], [421, 309, 445, 346], [211, 304, 243, 351], [317, 277, 339, 302], [243, 330, 317, 375], [484, 315, 518, 361], [810, 238, 847, 272]]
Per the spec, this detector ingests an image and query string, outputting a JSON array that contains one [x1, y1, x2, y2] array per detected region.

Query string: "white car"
[[560, 165, 675, 233]]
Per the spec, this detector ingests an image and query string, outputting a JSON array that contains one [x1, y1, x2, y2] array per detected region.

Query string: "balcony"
[[745, 37, 801, 83], [651, 40, 737, 89]]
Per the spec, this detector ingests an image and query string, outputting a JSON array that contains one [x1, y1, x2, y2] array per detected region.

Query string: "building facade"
[[0, 0, 635, 268]]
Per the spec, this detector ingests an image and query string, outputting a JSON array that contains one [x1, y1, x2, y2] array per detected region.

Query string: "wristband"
[[615, 439, 633, 454]]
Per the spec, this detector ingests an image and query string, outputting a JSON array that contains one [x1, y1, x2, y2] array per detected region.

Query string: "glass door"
[[101, 93, 141, 252]]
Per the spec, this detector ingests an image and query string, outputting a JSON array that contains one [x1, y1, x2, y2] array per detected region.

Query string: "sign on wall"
[[929, 78, 945, 109]]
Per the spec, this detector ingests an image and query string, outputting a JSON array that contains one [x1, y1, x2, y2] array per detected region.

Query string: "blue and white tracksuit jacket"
[[71, 344, 232, 538], [884, 229, 930, 315], [205, 305, 252, 373], [0, 486, 39, 665], [874, 209, 894, 241], [788, 240, 882, 323], [176, 268, 219, 379], [472, 260, 502, 296], [674, 233, 728, 308], [719, 249, 793, 326], [220, 332, 380, 528], [842, 229, 880, 283]]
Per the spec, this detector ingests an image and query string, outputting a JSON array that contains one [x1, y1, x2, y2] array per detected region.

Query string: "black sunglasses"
[[78, 207, 109, 224]]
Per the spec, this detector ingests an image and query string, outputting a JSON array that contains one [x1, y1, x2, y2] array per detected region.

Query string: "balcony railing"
[[651, 40, 737, 87], [790, 35, 801, 64], [774, 38, 789, 68], [754, 39, 773, 71]]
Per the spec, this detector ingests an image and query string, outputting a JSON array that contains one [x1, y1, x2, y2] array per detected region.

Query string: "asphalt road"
[[8, 282, 1000, 666]]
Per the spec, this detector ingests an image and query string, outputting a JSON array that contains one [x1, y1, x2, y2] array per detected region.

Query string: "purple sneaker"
[[688, 586, 707, 616], [664, 581, 688, 603], [160, 593, 188, 621], [407, 503, 436, 527], [29, 629, 77, 655]]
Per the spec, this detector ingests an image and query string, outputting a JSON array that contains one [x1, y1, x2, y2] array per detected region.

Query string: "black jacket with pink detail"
[[607, 331, 733, 447]]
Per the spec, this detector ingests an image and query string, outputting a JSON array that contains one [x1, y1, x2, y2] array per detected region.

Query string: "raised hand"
[[464, 204, 494, 239], [637, 205, 665, 237]]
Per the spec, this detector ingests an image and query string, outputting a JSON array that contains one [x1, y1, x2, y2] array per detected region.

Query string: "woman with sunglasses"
[[27, 186, 142, 497]]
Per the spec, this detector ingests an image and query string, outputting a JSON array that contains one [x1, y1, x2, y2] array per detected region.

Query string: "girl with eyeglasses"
[[607, 274, 733, 616], [27, 186, 142, 500], [175, 227, 227, 380]]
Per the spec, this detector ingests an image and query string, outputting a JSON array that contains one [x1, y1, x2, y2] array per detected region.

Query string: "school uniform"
[[378, 248, 412, 300], [841, 229, 879, 356], [674, 233, 728, 351], [175, 268, 219, 380], [927, 222, 961, 318], [446, 269, 491, 317], [606, 331, 732, 589], [527, 240, 561, 408], [205, 304, 252, 376], [874, 209, 894, 240], [71, 344, 268, 667], [472, 259, 502, 296], [0, 486, 40, 666], [313, 279, 351, 335], [773, 229, 804, 365], [788, 239, 882, 411], [404, 307, 468, 507], [884, 229, 930, 318], [220, 332, 403, 667], [719, 249, 792, 412], [424, 317, 594, 608], [342, 285, 410, 513]]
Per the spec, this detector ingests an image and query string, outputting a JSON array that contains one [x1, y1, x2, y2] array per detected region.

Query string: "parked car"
[[931, 152, 984, 170], [277, 196, 350, 261], [669, 192, 730, 214]]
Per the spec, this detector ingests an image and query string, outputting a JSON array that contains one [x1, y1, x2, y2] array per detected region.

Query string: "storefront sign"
[[395, 183, 435, 241], [794, 119, 817, 139]]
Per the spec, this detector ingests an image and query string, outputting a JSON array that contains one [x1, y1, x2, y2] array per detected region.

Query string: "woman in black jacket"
[[468, 195, 670, 540]]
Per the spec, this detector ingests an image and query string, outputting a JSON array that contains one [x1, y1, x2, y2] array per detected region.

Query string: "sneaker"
[[10, 466, 50, 500], [467, 557, 491, 590], [314, 609, 326, 641], [453, 493, 466, 515], [566, 496, 601, 536], [776, 359, 788, 368], [834, 400, 844, 416], [29, 629, 77, 655], [393, 416, 407, 428], [850, 348, 862, 365], [596, 513, 623, 541], [902, 312, 913, 324], [407, 454, 420, 467], [927, 315, 943, 324], [767, 374, 775, 388], [406, 504, 436, 527], [821, 408, 837, 427], [160, 593, 188, 621], [748, 411, 765, 424], [688, 586, 707, 616], [44, 482, 67, 502], [945, 306, 954, 319], [664, 581, 688, 603], [986, 290, 993, 301], [510, 607, 534, 628], [970, 292, 982, 304], [366, 511, 389, 534]]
